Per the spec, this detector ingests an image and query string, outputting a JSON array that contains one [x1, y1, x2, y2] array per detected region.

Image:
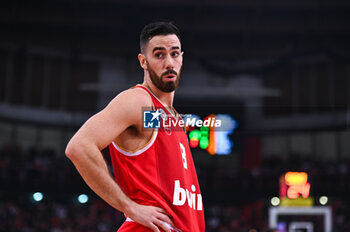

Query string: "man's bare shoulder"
[[109, 87, 152, 109], [103, 87, 152, 132]]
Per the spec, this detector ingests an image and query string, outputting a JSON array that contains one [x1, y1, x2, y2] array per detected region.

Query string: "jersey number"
[[179, 142, 188, 170]]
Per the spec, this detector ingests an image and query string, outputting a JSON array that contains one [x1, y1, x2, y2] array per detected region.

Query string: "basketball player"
[[65, 22, 205, 232]]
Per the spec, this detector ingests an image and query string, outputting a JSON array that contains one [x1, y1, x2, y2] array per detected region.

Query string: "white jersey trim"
[[125, 217, 182, 232], [111, 129, 158, 157]]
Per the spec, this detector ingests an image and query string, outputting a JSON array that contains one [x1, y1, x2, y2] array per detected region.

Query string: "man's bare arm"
[[65, 89, 174, 232]]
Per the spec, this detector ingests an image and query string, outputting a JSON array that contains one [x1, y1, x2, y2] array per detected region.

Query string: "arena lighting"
[[271, 197, 280, 206], [33, 192, 43, 202], [78, 194, 89, 204], [215, 114, 237, 155], [279, 171, 314, 207], [280, 172, 310, 199], [319, 196, 328, 205], [285, 172, 308, 185], [186, 114, 237, 155]]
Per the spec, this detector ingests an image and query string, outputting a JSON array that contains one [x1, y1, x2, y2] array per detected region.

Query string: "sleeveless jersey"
[[109, 85, 205, 232]]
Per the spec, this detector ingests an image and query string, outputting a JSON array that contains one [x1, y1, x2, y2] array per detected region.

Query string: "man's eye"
[[155, 53, 163, 58], [172, 52, 179, 57]]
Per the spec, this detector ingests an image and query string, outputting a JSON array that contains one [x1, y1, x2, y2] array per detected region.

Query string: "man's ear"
[[138, 53, 148, 71]]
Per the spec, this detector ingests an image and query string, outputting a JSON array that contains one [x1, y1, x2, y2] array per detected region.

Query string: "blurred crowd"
[[1, 145, 350, 231], [0, 199, 123, 232]]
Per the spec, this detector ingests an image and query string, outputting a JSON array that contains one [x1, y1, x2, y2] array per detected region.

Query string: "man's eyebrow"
[[152, 46, 180, 53], [152, 47, 165, 53]]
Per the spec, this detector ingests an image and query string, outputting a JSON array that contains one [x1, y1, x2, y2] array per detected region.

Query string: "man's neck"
[[142, 82, 174, 108]]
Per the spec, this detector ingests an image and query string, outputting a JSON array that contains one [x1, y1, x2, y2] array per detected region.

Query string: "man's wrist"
[[122, 198, 136, 217]]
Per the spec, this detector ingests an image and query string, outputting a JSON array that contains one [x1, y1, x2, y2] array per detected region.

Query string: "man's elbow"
[[65, 141, 81, 162]]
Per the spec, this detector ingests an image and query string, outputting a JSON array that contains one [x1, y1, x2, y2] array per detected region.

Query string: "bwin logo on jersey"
[[143, 110, 161, 128], [172, 180, 203, 211]]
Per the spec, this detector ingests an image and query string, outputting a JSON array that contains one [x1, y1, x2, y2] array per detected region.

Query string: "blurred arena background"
[[0, 0, 350, 231]]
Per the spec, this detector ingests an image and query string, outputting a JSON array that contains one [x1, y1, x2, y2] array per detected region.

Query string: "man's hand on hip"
[[126, 202, 175, 232]]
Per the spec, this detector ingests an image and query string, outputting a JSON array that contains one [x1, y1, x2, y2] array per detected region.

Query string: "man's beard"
[[147, 61, 181, 93]]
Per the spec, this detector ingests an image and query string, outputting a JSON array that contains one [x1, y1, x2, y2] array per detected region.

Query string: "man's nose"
[[164, 55, 174, 70]]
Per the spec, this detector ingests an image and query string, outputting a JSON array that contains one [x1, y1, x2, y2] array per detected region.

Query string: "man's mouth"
[[164, 74, 175, 78], [163, 74, 176, 81]]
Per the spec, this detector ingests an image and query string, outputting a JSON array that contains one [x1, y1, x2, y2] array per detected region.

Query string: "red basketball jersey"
[[109, 85, 205, 232]]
